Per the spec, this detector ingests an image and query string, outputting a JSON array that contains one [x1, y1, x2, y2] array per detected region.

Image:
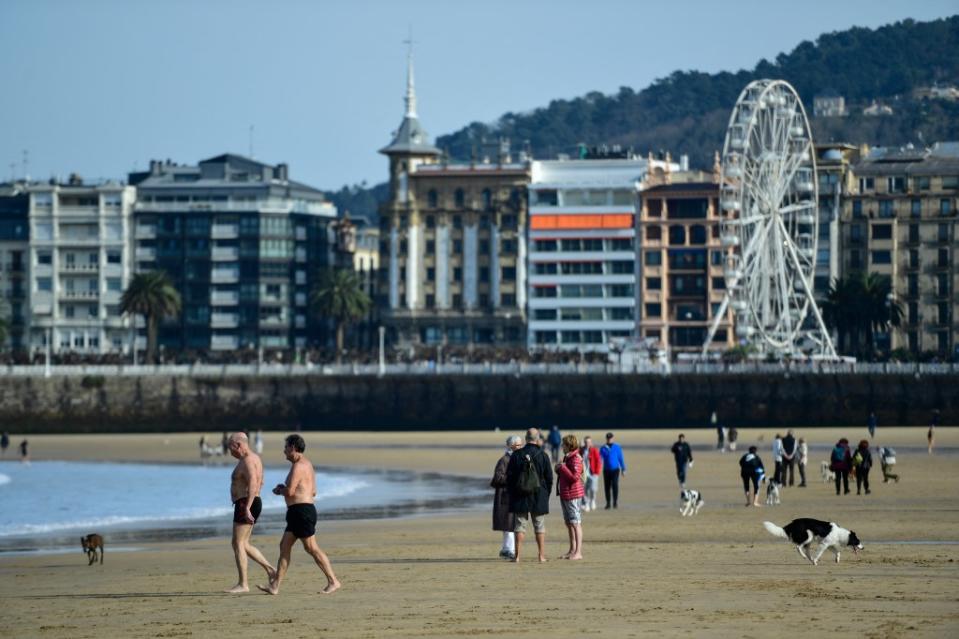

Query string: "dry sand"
[[1, 426, 958, 638]]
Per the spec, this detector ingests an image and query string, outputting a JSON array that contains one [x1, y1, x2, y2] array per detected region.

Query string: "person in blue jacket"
[[599, 432, 626, 509]]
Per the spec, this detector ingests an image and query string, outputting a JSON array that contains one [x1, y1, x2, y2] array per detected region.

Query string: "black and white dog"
[[763, 518, 863, 565], [679, 489, 704, 516], [765, 479, 781, 506]]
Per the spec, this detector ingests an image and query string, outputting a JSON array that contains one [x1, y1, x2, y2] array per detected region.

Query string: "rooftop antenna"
[[9, 162, 15, 182], [248, 125, 255, 159], [402, 26, 417, 117], [22, 149, 29, 181]]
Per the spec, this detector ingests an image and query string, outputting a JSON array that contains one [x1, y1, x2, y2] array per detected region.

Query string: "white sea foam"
[[0, 473, 10, 487]]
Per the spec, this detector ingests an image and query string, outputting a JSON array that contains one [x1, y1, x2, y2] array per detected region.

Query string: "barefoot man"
[[225, 432, 276, 593], [258, 434, 341, 595]]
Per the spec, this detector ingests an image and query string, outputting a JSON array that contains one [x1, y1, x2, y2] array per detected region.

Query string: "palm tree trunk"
[[336, 321, 345, 365], [147, 314, 158, 365]]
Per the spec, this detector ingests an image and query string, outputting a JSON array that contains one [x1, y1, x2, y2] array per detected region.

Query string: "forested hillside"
[[330, 16, 959, 218]]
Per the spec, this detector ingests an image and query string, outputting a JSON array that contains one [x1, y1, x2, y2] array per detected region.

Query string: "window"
[[501, 293, 516, 306], [872, 224, 892, 240], [480, 239, 490, 254], [426, 215, 435, 229], [646, 200, 662, 217], [535, 263, 558, 275], [938, 248, 949, 268], [454, 189, 465, 208], [533, 189, 558, 206], [452, 294, 463, 307], [644, 303, 661, 318], [644, 251, 662, 266], [502, 239, 515, 254], [668, 249, 707, 269], [917, 176, 931, 191], [534, 309, 557, 320], [427, 190, 438, 208], [940, 199, 952, 216], [534, 239, 557, 252], [909, 224, 919, 243], [36, 277, 52, 292], [64, 305, 75, 318], [858, 177, 874, 192], [501, 267, 516, 281], [480, 267, 489, 282], [426, 240, 435, 253], [711, 277, 725, 290], [711, 251, 724, 266], [852, 200, 863, 217], [878, 200, 893, 218], [609, 261, 633, 274], [907, 274, 918, 297], [608, 284, 633, 297], [850, 224, 863, 244], [610, 239, 633, 251], [689, 225, 707, 245], [425, 294, 435, 308], [646, 277, 661, 290], [667, 198, 708, 219], [453, 267, 462, 281], [37, 251, 52, 265], [482, 189, 492, 210], [106, 277, 122, 292], [453, 240, 463, 253], [453, 215, 462, 230], [887, 177, 905, 193], [943, 176, 959, 190], [939, 223, 950, 242], [909, 249, 919, 268], [427, 267, 435, 281], [911, 200, 922, 217], [533, 286, 557, 298], [668, 225, 686, 245], [871, 250, 891, 265], [535, 331, 557, 344]]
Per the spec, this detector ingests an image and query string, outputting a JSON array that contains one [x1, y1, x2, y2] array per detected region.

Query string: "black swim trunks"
[[284, 503, 317, 538], [233, 496, 262, 524]]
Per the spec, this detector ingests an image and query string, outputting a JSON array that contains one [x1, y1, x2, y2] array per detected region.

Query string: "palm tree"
[[310, 268, 372, 363], [119, 271, 181, 364], [823, 274, 902, 359], [861, 273, 903, 356]]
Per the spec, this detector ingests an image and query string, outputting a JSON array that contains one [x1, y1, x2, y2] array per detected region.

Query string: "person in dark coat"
[[830, 438, 853, 495], [739, 446, 765, 507], [853, 439, 873, 495], [491, 435, 522, 559], [506, 428, 554, 563], [781, 429, 797, 486]]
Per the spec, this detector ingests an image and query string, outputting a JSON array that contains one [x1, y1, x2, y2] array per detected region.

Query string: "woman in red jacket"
[[555, 434, 585, 560]]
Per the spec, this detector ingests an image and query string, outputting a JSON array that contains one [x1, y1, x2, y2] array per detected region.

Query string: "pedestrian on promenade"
[[580, 435, 602, 512], [555, 434, 585, 560], [852, 439, 872, 495], [670, 434, 693, 489], [491, 435, 522, 559], [928, 410, 939, 455], [728, 427, 738, 451], [867, 412, 877, 439], [506, 428, 553, 563], [830, 438, 852, 495], [258, 434, 341, 595], [797, 437, 808, 487], [19, 439, 28, 463], [599, 432, 626, 510], [712, 412, 723, 451], [254, 430, 264, 454], [739, 446, 765, 507], [0, 432, 9, 457], [781, 429, 797, 487]]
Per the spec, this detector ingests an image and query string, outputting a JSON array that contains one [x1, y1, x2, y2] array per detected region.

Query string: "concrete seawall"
[[1, 373, 955, 433]]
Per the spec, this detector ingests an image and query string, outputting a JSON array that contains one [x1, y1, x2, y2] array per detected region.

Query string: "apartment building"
[[814, 143, 860, 299], [25, 177, 136, 354], [0, 184, 29, 349], [637, 167, 734, 355], [378, 56, 529, 346], [842, 142, 959, 357], [130, 154, 342, 353], [527, 152, 675, 352]]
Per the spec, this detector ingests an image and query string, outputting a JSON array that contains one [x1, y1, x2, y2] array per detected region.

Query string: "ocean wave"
[[0, 474, 10, 487]]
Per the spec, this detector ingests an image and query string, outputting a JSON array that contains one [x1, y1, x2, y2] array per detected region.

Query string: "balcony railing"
[[210, 291, 239, 305], [211, 225, 239, 239], [135, 226, 156, 239], [211, 246, 239, 261]]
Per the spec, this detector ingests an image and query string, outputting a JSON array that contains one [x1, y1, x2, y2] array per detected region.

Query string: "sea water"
[[0, 461, 486, 553]]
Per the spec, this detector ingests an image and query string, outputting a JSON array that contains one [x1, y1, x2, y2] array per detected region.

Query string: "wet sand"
[[2, 426, 958, 638]]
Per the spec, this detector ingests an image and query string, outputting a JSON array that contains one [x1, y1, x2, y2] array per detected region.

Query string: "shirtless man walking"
[[258, 434, 341, 595], [225, 432, 275, 593]]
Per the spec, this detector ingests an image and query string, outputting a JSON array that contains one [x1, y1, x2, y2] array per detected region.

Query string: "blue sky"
[[1, 1, 955, 190]]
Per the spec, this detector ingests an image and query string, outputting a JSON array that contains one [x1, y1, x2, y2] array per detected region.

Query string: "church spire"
[[379, 31, 440, 158], [405, 42, 417, 119]]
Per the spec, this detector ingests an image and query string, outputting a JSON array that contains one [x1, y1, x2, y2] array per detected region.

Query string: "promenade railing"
[[1, 361, 956, 377]]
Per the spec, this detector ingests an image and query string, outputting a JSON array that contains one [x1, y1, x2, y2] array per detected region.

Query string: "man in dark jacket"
[[781, 429, 797, 487], [506, 428, 554, 563], [670, 434, 694, 489]]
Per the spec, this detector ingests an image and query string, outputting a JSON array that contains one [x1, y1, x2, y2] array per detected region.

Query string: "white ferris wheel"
[[703, 79, 837, 359]]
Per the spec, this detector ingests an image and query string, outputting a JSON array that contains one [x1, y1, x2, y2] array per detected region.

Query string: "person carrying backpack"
[[830, 438, 852, 495], [506, 428, 554, 563]]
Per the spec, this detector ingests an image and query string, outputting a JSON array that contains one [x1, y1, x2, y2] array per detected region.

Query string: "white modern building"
[[27, 178, 137, 354], [527, 153, 677, 351]]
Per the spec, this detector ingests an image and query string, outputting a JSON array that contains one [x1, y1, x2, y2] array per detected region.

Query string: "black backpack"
[[519, 451, 543, 495]]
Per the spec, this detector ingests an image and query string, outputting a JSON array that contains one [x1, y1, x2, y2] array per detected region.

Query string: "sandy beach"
[[2, 426, 958, 638]]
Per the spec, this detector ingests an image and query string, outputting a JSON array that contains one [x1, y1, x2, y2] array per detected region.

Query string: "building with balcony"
[[378, 54, 529, 347], [129, 154, 343, 352], [842, 142, 959, 357], [24, 176, 136, 354], [0, 183, 30, 349], [527, 151, 676, 352], [814, 143, 861, 300], [637, 165, 734, 355]]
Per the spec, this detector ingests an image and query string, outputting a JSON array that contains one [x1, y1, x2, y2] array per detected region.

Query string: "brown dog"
[[81, 534, 104, 565]]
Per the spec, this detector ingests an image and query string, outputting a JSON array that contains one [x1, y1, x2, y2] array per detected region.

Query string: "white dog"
[[765, 479, 781, 506], [679, 489, 704, 516], [820, 460, 835, 483], [763, 518, 863, 565]]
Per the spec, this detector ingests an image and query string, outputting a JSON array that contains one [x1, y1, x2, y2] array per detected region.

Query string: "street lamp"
[[378, 326, 385, 376]]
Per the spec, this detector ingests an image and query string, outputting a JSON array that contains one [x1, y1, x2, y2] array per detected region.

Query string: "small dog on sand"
[[763, 518, 862, 565], [679, 489, 704, 516], [820, 460, 836, 483], [81, 534, 104, 565], [765, 479, 781, 506]]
